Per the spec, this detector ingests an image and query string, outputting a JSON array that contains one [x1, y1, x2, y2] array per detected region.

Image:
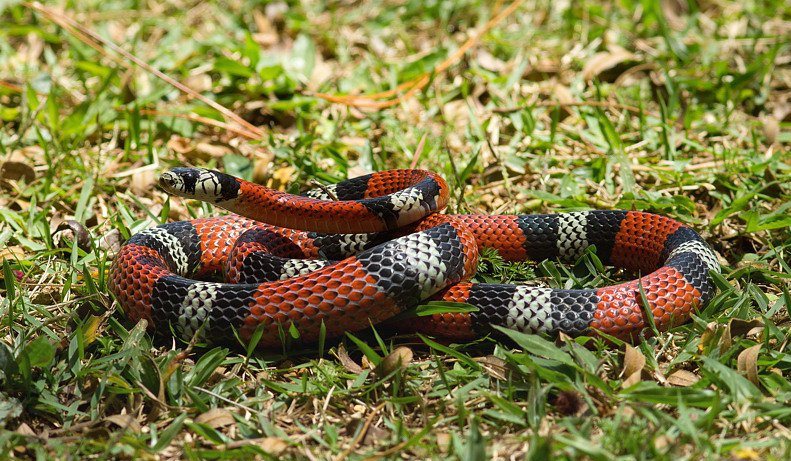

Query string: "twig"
[[408, 133, 428, 169], [307, 181, 339, 201], [24, 2, 264, 139]]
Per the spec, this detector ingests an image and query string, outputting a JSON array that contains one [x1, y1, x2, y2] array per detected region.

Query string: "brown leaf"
[[0, 160, 35, 183], [581, 47, 636, 82], [737, 344, 761, 386], [476, 355, 509, 381], [728, 318, 765, 339], [196, 142, 233, 159], [622, 344, 646, 388], [130, 169, 156, 196], [375, 347, 413, 376], [167, 135, 195, 155], [104, 414, 142, 433], [258, 437, 289, 454], [196, 408, 236, 428], [15, 422, 36, 437], [336, 343, 363, 374], [226, 436, 288, 454], [0, 246, 26, 262], [436, 432, 452, 453], [666, 369, 700, 387], [52, 220, 92, 251]]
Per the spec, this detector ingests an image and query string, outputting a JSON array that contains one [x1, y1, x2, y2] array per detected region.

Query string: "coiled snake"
[[109, 168, 720, 348]]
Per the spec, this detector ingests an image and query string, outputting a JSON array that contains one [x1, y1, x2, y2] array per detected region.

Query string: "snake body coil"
[[109, 168, 720, 347]]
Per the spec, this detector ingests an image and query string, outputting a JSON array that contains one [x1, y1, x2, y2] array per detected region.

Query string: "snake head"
[[159, 168, 240, 203]]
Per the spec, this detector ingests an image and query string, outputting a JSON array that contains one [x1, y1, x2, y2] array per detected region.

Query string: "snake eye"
[[159, 172, 178, 189]]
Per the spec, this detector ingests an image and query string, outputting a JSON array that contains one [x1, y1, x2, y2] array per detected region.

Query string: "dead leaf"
[[0, 160, 35, 183], [476, 355, 509, 381], [196, 142, 233, 159], [0, 246, 26, 262], [666, 369, 700, 387], [258, 437, 289, 454], [196, 408, 236, 428], [15, 423, 35, 436], [31, 287, 60, 305], [104, 414, 142, 433], [226, 436, 288, 454], [131, 169, 156, 195], [582, 47, 636, 82], [436, 432, 452, 453], [336, 343, 363, 374], [167, 135, 195, 155], [737, 344, 761, 386], [52, 220, 92, 251], [621, 344, 646, 388], [728, 318, 765, 338], [375, 347, 413, 376]]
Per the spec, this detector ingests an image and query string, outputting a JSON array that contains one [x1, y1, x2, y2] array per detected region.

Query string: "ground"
[[1, 0, 790, 459]]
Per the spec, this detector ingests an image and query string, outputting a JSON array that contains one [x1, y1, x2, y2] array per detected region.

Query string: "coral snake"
[[109, 168, 720, 348]]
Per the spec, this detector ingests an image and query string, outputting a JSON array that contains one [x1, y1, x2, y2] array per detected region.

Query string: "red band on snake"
[[108, 168, 720, 348]]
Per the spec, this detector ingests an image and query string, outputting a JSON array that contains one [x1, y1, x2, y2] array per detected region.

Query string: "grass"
[[1, 0, 790, 459]]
